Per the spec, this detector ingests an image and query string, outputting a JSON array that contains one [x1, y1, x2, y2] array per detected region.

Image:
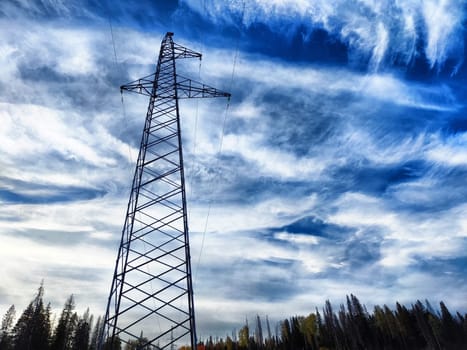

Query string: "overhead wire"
[[187, 59, 203, 201], [187, 0, 209, 202], [193, 0, 245, 284], [109, 16, 119, 72], [108, 14, 134, 166]]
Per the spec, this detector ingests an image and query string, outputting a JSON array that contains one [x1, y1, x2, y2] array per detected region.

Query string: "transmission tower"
[[101, 32, 230, 350]]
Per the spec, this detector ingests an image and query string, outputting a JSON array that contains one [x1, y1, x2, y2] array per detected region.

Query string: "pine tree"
[[102, 335, 121, 350], [89, 316, 102, 350], [290, 317, 304, 350], [395, 302, 426, 349], [264, 316, 276, 350], [412, 300, 439, 350], [280, 319, 291, 350], [51, 295, 77, 350], [12, 283, 51, 350], [373, 305, 393, 348], [12, 303, 35, 350], [254, 315, 263, 347], [438, 301, 462, 349], [314, 308, 325, 348], [31, 300, 52, 350], [338, 303, 352, 350], [346, 294, 373, 349], [0, 305, 15, 350], [72, 308, 92, 350], [123, 331, 151, 350], [321, 300, 339, 349]]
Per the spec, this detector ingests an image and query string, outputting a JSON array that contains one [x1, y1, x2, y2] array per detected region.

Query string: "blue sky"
[[1, 0, 467, 338]]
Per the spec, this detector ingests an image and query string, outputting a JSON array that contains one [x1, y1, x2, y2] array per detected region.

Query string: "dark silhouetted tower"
[[100, 32, 230, 350]]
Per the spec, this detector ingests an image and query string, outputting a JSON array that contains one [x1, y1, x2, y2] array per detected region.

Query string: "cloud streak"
[[185, 0, 465, 74]]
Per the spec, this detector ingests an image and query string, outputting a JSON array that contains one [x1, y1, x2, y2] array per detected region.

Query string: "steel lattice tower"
[[101, 32, 230, 350]]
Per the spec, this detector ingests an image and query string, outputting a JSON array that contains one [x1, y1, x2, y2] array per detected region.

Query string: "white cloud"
[[0, 44, 19, 80], [185, 0, 465, 73], [0, 21, 102, 77], [0, 102, 135, 192], [222, 133, 326, 179], [361, 74, 458, 111], [0, 197, 124, 234], [426, 131, 467, 166], [335, 127, 428, 165], [369, 22, 389, 71], [188, 194, 318, 235], [422, 0, 465, 70], [204, 48, 459, 110], [0, 231, 116, 314], [330, 191, 467, 270], [0, 103, 111, 165], [274, 232, 319, 245], [330, 192, 398, 228], [230, 99, 263, 120]]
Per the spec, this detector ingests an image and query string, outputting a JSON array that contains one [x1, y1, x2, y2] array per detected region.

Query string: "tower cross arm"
[[120, 73, 155, 96], [176, 75, 231, 99], [120, 74, 231, 99], [173, 42, 202, 60]]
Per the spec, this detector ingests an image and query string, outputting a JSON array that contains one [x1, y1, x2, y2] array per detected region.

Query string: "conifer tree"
[[321, 300, 338, 348], [102, 335, 121, 350], [0, 305, 15, 350], [12, 303, 35, 350], [254, 315, 263, 347], [439, 301, 462, 349], [396, 302, 427, 349], [72, 308, 92, 350], [12, 283, 51, 350], [412, 300, 439, 349], [31, 300, 52, 350], [265, 316, 272, 342], [279, 319, 291, 350], [51, 295, 77, 350], [123, 331, 151, 350], [89, 316, 102, 350]]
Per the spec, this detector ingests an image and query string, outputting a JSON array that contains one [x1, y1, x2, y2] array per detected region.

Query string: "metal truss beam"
[[121, 74, 231, 99]]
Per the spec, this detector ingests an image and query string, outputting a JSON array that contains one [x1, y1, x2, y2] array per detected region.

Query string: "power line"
[[193, 0, 244, 283]]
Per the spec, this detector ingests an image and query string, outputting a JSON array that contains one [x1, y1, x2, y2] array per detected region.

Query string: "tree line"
[[198, 294, 467, 350], [0, 283, 101, 350], [1, 285, 466, 350]]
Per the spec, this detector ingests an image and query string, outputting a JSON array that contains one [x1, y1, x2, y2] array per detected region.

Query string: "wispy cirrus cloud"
[[184, 0, 465, 74]]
